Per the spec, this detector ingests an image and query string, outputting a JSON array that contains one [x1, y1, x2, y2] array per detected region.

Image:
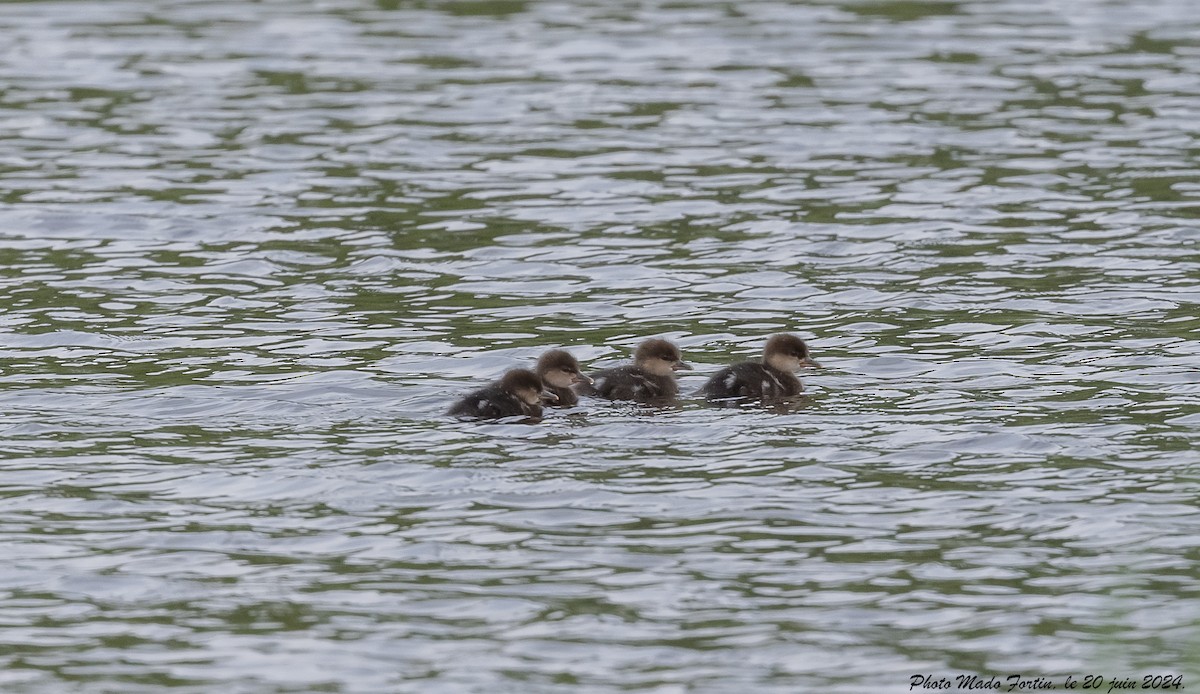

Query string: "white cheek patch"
[[724, 374, 737, 389]]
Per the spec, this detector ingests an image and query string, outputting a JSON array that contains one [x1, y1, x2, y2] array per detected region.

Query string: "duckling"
[[448, 368, 547, 420], [576, 338, 692, 403], [701, 334, 818, 406], [536, 349, 592, 407]]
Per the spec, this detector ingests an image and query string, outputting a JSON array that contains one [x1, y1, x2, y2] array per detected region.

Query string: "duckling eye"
[[561, 367, 572, 373]]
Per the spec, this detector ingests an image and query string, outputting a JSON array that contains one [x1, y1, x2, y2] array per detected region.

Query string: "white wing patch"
[[724, 374, 737, 389]]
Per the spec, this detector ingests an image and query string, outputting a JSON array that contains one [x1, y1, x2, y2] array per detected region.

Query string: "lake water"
[[1, 0, 1198, 691]]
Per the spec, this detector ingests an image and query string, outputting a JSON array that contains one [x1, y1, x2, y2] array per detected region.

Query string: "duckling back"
[[582, 365, 679, 403], [448, 384, 539, 419], [701, 362, 800, 405]]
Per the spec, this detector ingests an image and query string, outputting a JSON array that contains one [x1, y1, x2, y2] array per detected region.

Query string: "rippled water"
[[2, 0, 1198, 691]]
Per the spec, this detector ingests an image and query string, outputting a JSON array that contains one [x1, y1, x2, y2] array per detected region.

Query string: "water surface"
[[1, 0, 1198, 691]]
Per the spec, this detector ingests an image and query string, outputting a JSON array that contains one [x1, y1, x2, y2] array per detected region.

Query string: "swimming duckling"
[[536, 349, 592, 407], [576, 338, 692, 403], [701, 334, 819, 406], [448, 368, 547, 420]]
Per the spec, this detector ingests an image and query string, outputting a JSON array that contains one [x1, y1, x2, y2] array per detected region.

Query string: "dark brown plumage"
[[448, 369, 546, 420], [701, 334, 818, 406], [575, 338, 692, 403]]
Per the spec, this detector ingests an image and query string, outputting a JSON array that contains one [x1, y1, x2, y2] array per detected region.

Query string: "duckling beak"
[[802, 357, 821, 369], [572, 372, 593, 385], [673, 360, 693, 371], [541, 389, 559, 404]]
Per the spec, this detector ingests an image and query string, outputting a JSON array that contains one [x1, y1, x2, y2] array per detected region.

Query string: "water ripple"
[[1, 0, 1198, 691]]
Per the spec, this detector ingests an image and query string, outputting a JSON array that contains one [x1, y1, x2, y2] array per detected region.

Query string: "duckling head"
[[634, 338, 692, 377], [500, 368, 546, 406], [536, 349, 592, 389], [763, 333, 819, 373]]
